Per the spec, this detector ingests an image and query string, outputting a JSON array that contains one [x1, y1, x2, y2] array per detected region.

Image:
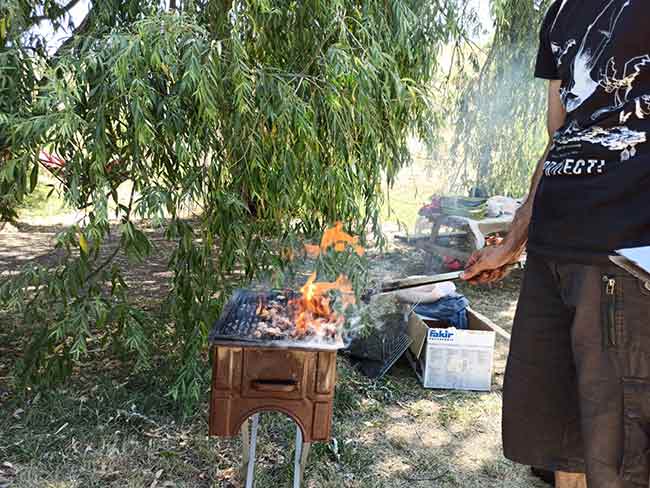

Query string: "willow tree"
[[0, 0, 463, 403], [442, 0, 553, 196]]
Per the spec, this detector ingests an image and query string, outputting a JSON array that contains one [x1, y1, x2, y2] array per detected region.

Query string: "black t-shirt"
[[528, 0, 650, 262]]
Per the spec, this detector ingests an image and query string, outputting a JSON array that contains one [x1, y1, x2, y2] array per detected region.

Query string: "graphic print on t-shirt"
[[539, 0, 650, 176], [527, 0, 650, 260], [560, 0, 630, 113]]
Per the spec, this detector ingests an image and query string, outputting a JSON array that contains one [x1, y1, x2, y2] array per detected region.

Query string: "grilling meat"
[[252, 297, 341, 342]]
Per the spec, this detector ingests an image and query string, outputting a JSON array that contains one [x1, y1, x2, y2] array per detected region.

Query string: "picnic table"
[[416, 213, 514, 268]]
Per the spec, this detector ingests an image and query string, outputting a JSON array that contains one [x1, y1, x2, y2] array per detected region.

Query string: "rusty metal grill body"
[[208, 289, 341, 487], [208, 345, 336, 443]]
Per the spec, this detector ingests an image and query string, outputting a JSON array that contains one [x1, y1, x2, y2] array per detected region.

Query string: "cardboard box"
[[405, 307, 501, 391]]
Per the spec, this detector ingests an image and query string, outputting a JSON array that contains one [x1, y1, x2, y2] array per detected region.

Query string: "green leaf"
[[29, 163, 38, 192], [0, 1, 471, 407]]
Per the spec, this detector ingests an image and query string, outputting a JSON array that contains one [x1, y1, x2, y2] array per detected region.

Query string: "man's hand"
[[461, 245, 521, 285]]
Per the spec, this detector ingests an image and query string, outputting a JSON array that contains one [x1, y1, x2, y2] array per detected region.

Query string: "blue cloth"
[[413, 293, 469, 330]]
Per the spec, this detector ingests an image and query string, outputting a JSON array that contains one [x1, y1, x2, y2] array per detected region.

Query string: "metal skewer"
[[363, 262, 522, 302], [376, 271, 465, 294], [361, 271, 464, 302]]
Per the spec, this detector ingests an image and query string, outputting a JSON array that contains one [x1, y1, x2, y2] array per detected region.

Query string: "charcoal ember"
[[275, 316, 292, 330], [301, 326, 317, 338], [267, 329, 285, 338], [214, 289, 344, 345], [259, 306, 292, 330], [256, 323, 286, 338], [322, 324, 338, 339]]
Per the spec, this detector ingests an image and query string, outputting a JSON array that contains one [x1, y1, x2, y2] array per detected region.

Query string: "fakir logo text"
[[429, 329, 455, 341]]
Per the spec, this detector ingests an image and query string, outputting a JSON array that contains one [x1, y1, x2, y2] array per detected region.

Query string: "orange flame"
[[290, 222, 364, 337], [291, 272, 356, 335], [303, 222, 365, 258]]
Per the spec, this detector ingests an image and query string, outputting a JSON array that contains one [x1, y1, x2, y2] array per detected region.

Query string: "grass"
[[17, 181, 70, 220], [1, 159, 545, 488], [0, 354, 545, 488], [381, 145, 450, 233], [0, 264, 544, 488]]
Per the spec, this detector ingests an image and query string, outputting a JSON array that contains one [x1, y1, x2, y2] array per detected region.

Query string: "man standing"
[[462, 1, 650, 487]]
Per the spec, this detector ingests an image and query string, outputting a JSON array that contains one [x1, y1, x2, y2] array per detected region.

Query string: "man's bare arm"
[[462, 80, 566, 282]]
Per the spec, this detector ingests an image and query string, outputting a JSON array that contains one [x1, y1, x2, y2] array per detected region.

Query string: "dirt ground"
[[0, 214, 547, 488]]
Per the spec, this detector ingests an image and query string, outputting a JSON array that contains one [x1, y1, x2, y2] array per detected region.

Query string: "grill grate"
[[346, 313, 412, 379], [357, 333, 412, 379], [208, 289, 344, 350], [209, 289, 294, 343]]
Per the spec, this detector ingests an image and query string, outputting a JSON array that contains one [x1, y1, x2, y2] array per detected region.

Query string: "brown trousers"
[[503, 253, 650, 488]]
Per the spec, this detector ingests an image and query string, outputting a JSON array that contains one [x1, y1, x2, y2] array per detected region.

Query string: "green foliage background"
[[433, 0, 553, 197], [1, 0, 468, 405], [1, 0, 555, 405]]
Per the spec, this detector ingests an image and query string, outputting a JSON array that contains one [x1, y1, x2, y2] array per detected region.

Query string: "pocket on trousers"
[[619, 276, 650, 353], [620, 378, 650, 485]]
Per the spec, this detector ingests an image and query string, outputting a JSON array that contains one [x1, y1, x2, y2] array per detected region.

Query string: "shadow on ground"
[[0, 222, 537, 488], [0, 222, 176, 304]]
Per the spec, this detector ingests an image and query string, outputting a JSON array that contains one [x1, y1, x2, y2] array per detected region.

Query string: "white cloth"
[[394, 281, 456, 304]]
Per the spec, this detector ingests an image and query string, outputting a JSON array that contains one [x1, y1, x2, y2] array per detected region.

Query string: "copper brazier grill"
[[208, 289, 340, 487]]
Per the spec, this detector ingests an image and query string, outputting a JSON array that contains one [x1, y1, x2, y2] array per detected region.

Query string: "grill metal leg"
[[293, 425, 311, 488], [241, 415, 310, 488], [244, 414, 260, 488], [293, 427, 302, 488], [240, 419, 250, 481]]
